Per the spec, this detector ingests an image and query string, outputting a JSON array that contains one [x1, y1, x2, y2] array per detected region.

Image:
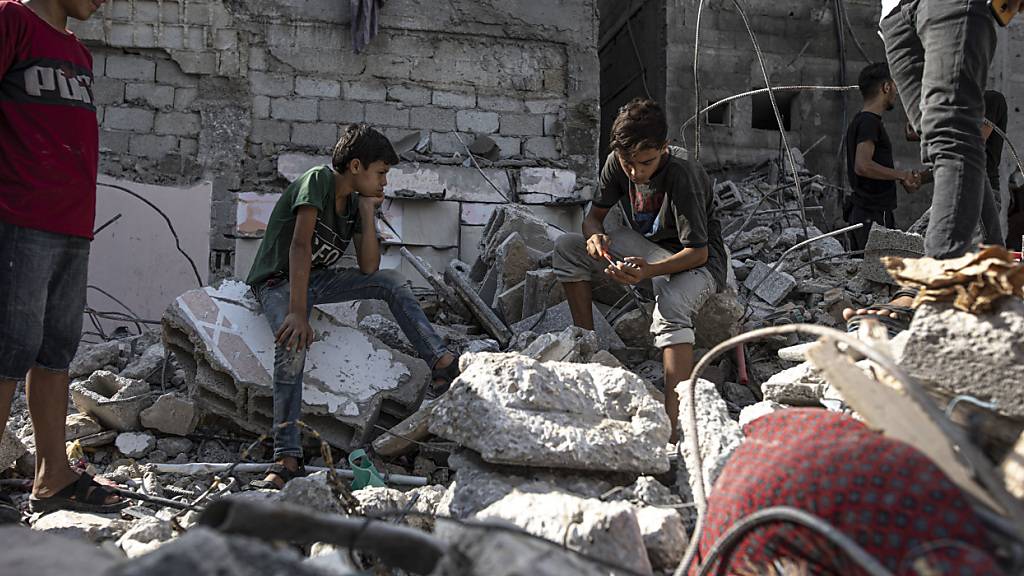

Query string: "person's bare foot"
[[262, 456, 300, 489], [842, 294, 915, 322]]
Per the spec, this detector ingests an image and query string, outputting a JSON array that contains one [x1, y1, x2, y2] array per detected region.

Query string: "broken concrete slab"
[[677, 379, 743, 499], [371, 401, 434, 457], [116, 431, 157, 458], [399, 247, 472, 319], [521, 269, 565, 318], [744, 261, 797, 306], [635, 506, 688, 571], [777, 342, 815, 362], [121, 342, 165, 383], [513, 301, 624, 351], [475, 490, 653, 575], [116, 517, 174, 558], [761, 362, 828, 406], [899, 299, 1024, 420], [445, 260, 512, 347], [355, 485, 446, 531], [738, 400, 785, 428], [859, 225, 926, 285], [492, 232, 532, 306], [69, 340, 124, 379], [430, 353, 670, 474], [66, 414, 103, 441], [357, 314, 416, 357], [139, 393, 198, 437], [495, 281, 525, 324], [3, 524, 118, 576], [31, 510, 129, 542], [521, 326, 599, 363], [1, 424, 27, 471], [517, 167, 589, 204], [479, 205, 555, 262], [694, 291, 744, 349], [70, 371, 152, 431], [376, 199, 460, 248], [162, 281, 429, 451], [385, 162, 512, 203]]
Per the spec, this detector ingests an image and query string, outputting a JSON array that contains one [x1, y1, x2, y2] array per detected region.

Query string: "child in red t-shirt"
[[0, 0, 124, 518]]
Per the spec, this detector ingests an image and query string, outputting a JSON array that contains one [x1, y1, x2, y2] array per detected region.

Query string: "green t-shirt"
[[246, 165, 361, 286]]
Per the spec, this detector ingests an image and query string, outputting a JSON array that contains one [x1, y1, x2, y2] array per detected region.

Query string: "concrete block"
[[460, 225, 484, 266], [522, 269, 565, 318], [291, 123, 339, 148], [125, 83, 174, 109], [100, 129, 131, 153], [429, 131, 474, 155], [900, 299, 1024, 420], [343, 80, 387, 102], [70, 370, 152, 431], [694, 291, 743, 349], [105, 55, 155, 81], [251, 119, 291, 144], [376, 199, 460, 248], [155, 25, 186, 49], [388, 84, 431, 106], [318, 100, 364, 124], [761, 363, 828, 406], [250, 71, 294, 97], [499, 113, 544, 136], [676, 378, 743, 499], [382, 245, 458, 290], [859, 225, 926, 285], [460, 203, 498, 226], [456, 110, 499, 133], [168, 50, 217, 75], [140, 393, 198, 436], [513, 302, 625, 351], [410, 106, 456, 131], [295, 76, 341, 98], [517, 167, 582, 204], [636, 507, 688, 571], [163, 281, 429, 450], [179, 137, 198, 157], [104, 106, 155, 132], [277, 152, 330, 182], [525, 98, 563, 114], [544, 113, 560, 136], [432, 90, 476, 109], [66, 413, 103, 441], [129, 134, 178, 158], [154, 111, 200, 136], [253, 95, 270, 118], [478, 205, 555, 259], [523, 205, 583, 235], [271, 98, 318, 122], [173, 87, 198, 111], [384, 163, 511, 203], [477, 94, 525, 112], [214, 29, 238, 51], [91, 77, 125, 106], [743, 261, 797, 306], [491, 135, 522, 157], [496, 281, 526, 324], [523, 136, 559, 159], [492, 232, 532, 304], [365, 102, 410, 127]]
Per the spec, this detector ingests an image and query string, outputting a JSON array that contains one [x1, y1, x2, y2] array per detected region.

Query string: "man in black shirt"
[[553, 98, 728, 443], [844, 62, 923, 252]]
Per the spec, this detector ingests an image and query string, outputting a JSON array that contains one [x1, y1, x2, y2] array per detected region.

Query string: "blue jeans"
[[881, 0, 1002, 259], [253, 267, 448, 459], [0, 220, 89, 379]]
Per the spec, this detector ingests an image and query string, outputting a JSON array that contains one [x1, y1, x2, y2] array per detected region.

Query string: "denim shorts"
[[0, 220, 90, 379]]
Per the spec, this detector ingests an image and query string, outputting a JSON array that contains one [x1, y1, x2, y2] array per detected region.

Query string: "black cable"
[[98, 182, 203, 287]]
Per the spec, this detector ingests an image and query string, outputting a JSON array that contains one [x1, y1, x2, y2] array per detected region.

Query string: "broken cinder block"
[[858, 225, 925, 285], [513, 301, 625, 352], [743, 261, 797, 306], [70, 371, 152, 431]]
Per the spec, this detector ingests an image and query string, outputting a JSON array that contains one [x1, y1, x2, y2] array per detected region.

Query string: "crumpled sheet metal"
[[882, 246, 1024, 313]]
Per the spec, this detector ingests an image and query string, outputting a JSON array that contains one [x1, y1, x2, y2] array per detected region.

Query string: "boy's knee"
[[372, 269, 412, 296], [554, 233, 586, 259]]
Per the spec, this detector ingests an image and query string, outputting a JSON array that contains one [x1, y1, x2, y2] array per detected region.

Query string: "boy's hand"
[[604, 257, 650, 285], [358, 194, 385, 218], [276, 312, 315, 352], [586, 234, 611, 260]]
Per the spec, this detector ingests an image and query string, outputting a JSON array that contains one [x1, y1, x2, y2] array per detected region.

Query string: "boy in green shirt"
[[246, 124, 458, 489]]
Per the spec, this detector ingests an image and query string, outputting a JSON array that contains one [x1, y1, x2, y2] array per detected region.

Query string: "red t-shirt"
[[0, 0, 97, 239]]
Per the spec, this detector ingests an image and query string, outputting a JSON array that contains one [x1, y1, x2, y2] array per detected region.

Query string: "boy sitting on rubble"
[[553, 98, 728, 443], [245, 124, 459, 489]]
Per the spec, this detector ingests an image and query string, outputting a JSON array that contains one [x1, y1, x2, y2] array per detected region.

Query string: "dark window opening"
[[751, 90, 795, 131], [705, 100, 730, 126]]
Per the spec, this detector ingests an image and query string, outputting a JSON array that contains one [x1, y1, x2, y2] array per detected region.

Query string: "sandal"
[[28, 472, 128, 515], [427, 355, 460, 400], [248, 462, 307, 491], [846, 289, 918, 338]]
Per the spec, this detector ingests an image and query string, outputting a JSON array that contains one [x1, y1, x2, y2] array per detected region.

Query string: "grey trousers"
[[881, 0, 1003, 258], [552, 226, 718, 349]]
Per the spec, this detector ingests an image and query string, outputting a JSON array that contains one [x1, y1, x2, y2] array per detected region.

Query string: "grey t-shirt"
[[592, 147, 727, 289]]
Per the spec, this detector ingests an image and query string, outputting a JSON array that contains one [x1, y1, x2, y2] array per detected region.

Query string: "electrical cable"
[[97, 182, 203, 287]]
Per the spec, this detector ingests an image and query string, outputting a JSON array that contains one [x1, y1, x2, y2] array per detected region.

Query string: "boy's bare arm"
[[278, 205, 317, 352], [355, 195, 383, 274]]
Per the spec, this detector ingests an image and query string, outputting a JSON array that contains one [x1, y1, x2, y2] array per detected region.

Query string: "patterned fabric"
[[692, 409, 1004, 575]]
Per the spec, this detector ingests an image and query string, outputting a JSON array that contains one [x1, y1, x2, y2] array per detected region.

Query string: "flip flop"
[[846, 288, 917, 338], [248, 462, 308, 491], [426, 355, 460, 400], [28, 473, 128, 515]]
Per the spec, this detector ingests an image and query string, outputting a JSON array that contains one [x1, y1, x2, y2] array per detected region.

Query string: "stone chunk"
[[521, 326, 599, 363], [743, 261, 797, 306], [900, 299, 1024, 420], [66, 414, 103, 441], [635, 507, 688, 571], [70, 371, 151, 431], [355, 485, 446, 531], [433, 521, 606, 576], [3, 524, 117, 576], [116, 518, 173, 558], [761, 363, 827, 406], [474, 490, 653, 576], [739, 400, 785, 428], [513, 301, 625, 351], [69, 340, 123, 378], [521, 269, 565, 318], [140, 393, 198, 436], [31, 510, 128, 542], [429, 353, 670, 474], [0, 425, 27, 470], [116, 431, 156, 458], [677, 379, 743, 499], [121, 342, 166, 382], [694, 291, 743, 348], [156, 437, 193, 456], [859, 225, 926, 285]]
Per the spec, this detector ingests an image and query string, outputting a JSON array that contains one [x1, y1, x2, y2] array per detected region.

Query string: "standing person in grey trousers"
[[845, 0, 1019, 328]]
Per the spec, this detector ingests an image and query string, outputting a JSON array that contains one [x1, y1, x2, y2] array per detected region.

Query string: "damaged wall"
[[71, 0, 599, 280]]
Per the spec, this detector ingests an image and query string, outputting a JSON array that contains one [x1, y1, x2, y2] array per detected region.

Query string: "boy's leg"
[[651, 267, 717, 443], [253, 281, 308, 477], [312, 268, 450, 370]]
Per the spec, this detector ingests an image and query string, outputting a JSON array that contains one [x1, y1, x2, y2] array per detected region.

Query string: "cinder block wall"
[[72, 0, 599, 280]]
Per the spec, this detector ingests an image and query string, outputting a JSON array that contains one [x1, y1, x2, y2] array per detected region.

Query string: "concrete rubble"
[[70, 371, 152, 431]]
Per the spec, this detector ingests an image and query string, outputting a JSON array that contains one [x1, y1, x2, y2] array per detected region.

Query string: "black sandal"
[[427, 355, 460, 400], [28, 472, 128, 515], [248, 462, 308, 491], [846, 289, 918, 338]]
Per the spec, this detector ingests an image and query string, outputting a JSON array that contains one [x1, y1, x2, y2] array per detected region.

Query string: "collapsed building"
[[4, 1, 1024, 575]]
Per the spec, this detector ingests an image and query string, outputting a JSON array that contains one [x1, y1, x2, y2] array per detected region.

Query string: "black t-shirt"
[[592, 147, 727, 289], [984, 90, 1007, 191], [846, 111, 897, 210]]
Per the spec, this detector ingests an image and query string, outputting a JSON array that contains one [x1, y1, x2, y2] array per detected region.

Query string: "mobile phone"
[[990, 0, 1015, 27]]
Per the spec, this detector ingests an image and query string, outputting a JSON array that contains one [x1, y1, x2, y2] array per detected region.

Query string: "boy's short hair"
[[332, 124, 400, 172], [610, 98, 668, 155], [858, 62, 892, 99]]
